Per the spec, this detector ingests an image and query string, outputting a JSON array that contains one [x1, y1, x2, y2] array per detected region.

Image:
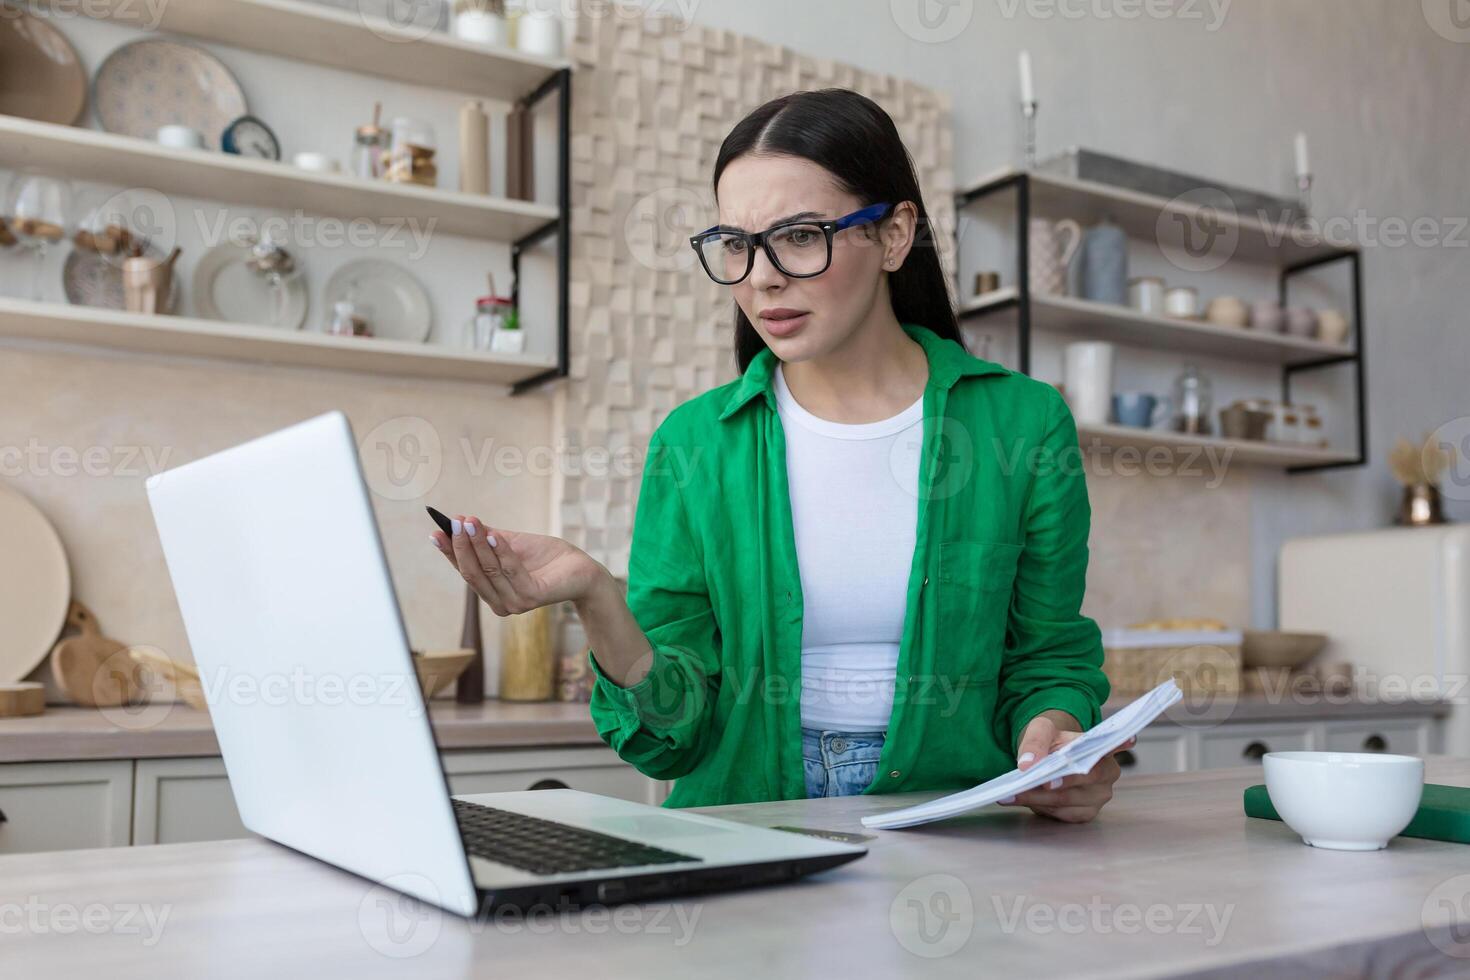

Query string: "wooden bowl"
[[411, 648, 476, 700], [1242, 630, 1329, 670], [0, 682, 46, 717]]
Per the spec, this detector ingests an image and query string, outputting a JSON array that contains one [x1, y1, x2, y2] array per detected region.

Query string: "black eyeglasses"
[[688, 202, 895, 285]]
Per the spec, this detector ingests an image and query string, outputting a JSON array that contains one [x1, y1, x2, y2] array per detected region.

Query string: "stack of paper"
[[860, 678, 1183, 830]]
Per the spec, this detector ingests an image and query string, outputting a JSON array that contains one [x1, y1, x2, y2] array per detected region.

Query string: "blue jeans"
[[801, 726, 887, 798]]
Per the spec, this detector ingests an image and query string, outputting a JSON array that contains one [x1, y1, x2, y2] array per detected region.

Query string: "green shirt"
[[587, 322, 1109, 808]]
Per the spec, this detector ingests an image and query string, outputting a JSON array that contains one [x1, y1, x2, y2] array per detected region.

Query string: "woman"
[[432, 88, 1127, 821]]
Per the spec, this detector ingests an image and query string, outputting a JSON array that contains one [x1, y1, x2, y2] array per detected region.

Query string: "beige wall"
[[4, 346, 552, 695]]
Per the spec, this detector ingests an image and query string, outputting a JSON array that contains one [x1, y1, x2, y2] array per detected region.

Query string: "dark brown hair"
[[712, 88, 962, 373]]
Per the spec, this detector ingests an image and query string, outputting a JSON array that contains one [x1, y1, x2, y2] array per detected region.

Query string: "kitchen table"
[[3, 759, 1469, 978]]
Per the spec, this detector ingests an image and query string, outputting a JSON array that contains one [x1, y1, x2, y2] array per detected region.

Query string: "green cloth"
[[1244, 783, 1470, 844], [587, 322, 1109, 808]]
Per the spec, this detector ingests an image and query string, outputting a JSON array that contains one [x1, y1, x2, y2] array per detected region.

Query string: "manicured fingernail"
[[999, 796, 1015, 805], [451, 519, 462, 536], [465, 521, 478, 538], [1018, 752, 1035, 765], [429, 534, 442, 549], [487, 534, 498, 547], [1048, 778, 1063, 790]]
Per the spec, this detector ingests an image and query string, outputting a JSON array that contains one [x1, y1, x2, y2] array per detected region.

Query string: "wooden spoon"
[[49, 600, 141, 707]]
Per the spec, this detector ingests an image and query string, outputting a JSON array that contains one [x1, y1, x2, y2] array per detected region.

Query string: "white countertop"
[[2, 759, 1467, 978]]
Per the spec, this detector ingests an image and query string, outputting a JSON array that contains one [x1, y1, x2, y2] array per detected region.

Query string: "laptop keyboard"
[[452, 799, 703, 876]]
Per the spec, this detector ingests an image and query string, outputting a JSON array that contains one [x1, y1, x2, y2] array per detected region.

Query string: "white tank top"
[[774, 362, 924, 732]]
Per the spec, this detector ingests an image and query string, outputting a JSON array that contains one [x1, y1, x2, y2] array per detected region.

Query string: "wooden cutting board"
[[0, 484, 71, 684], [49, 600, 140, 707]]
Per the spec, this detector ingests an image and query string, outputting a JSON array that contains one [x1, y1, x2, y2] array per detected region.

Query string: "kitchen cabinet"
[[0, 748, 663, 855], [133, 758, 248, 846], [0, 761, 133, 854], [1117, 715, 1440, 777]]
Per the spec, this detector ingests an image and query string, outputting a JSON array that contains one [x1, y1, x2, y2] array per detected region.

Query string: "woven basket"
[[1102, 630, 1242, 697]]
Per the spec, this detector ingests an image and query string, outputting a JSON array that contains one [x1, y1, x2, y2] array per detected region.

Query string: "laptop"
[[144, 411, 865, 917]]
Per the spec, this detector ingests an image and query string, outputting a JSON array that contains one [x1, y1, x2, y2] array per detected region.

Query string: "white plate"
[[0, 484, 71, 685], [93, 38, 248, 149], [193, 242, 308, 330], [323, 260, 432, 343]]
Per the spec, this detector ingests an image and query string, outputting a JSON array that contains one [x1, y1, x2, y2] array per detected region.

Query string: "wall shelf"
[[960, 290, 1355, 367], [1076, 422, 1359, 469], [954, 169, 1367, 473], [0, 297, 557, 386], [40, 0, 570, 101], [0, 115, 558, 242], [959, 166, 1356, 267], [13, 4, 574, 393]]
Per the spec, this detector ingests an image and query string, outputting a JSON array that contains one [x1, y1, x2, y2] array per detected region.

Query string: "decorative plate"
[[0, 484, 71, 686], [192, 241, 308, 330], [93, 38, 248, 149], [0, 8, 87, 125], [323, 260, 432, 343]]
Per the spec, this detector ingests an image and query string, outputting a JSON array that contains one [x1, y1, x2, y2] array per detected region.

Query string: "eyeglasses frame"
[[688, 201, 896, 285]]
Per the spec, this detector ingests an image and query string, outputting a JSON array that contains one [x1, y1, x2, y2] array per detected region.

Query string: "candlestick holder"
[[1021, 101, 1038, 170], [1294, 172, 1313, 223]]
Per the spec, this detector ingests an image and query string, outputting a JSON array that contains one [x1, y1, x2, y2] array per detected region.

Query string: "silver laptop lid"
[[145, 411, 478, 916]]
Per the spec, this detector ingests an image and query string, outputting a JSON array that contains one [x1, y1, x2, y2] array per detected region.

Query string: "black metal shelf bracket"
[[1280, 248, 1367, 474], [955, 172, 1031, 376], [954, 175, 1368, 475], [509, 67, 572, 396]]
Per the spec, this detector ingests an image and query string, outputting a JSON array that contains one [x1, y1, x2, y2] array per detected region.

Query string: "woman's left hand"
[[997, 710, 1134, 823]]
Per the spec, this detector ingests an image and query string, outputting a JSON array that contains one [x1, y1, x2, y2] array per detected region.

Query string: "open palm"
[[430, 515, 605, 617]]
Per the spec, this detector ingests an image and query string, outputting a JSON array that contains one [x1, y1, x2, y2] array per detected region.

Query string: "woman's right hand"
[[430, 515, 607, 617]]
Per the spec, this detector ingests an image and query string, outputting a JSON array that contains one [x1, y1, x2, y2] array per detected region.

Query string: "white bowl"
[[1262, 751, 1423, 851]]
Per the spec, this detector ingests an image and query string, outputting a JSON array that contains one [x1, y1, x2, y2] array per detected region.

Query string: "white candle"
[[1294, 132, 1310, 177], [1019, 50, 1035, 105]]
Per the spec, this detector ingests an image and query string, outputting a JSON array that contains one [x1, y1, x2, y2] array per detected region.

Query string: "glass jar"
[[1299, 404, 1326, 448], [465, 294, 514, 351], [384, 117, 437, 186], [350, 122, 388, 180], [1171, 363, 1213, 435]]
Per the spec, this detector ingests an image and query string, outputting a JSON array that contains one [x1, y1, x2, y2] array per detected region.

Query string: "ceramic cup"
[[156, 124, 205, 150], [516, 10, 565, 58], [292, 151, 340, 173], [1205, 295, 1249, 328], [1317, 308, 1350, 345], [1262, 751, 1423, 851], [1164, 285, 1199, 319], [453, 9, 508, 45], [1249, 301, 1285, 333], [1128, 276, 1165, 316], [1063, 341, 1115, 426], [1112, 392, 1161, 429]]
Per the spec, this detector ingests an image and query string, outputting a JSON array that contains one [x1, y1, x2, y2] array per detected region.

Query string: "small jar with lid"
[[465, 294, 516, 351], [1298, 404, 1327, 447], [350, 119, 388, 180], [385, 117, 437, 186]]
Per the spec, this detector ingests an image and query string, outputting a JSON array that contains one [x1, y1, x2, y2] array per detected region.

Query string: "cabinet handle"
[[1363, 734, 1388, 752], [527, 778, 569, 791], [1115, 749, 1137, 769], [1242, 741, 1270, 761]]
